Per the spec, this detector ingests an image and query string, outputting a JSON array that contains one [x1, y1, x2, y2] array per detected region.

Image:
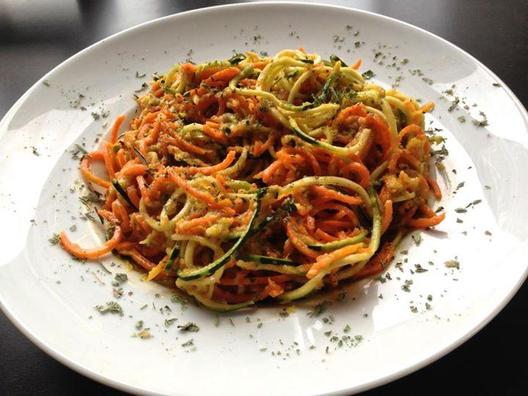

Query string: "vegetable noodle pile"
[[59, 49, 445, 311]]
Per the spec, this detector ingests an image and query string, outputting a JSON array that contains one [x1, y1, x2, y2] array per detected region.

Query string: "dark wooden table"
[[1, 1, 526, 395]]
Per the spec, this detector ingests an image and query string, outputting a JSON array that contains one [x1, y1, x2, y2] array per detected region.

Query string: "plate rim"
[[0, 2, 527, 395]]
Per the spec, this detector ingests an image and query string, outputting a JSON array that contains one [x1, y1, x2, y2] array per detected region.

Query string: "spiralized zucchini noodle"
[[59, 49, 445, 311]]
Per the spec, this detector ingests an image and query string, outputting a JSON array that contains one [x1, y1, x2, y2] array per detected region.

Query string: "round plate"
[[1, 3, 527, 395]]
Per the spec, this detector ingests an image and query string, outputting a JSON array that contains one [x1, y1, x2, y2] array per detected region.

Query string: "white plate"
[[1, 3, 527, 395]]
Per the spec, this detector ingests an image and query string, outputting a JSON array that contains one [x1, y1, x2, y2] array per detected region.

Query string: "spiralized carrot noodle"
[[58, 49, 444, 311]]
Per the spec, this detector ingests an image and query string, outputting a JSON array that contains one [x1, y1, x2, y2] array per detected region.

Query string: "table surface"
[[1, 0, 527, 395]]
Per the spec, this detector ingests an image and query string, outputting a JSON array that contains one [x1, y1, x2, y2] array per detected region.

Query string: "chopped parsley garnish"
[[79, 190, 102, 206], [48, 233, 60, 245], [134, 82, 149, 93], [307, 302, 327, 317], [228, 53, 246, 65], [113, 273, 128, 285], [414, 264, 428, 273], [332, 34, 344, 43], [70, 144, 88, 159], [170, 294, 188, 307], [95, 301, 123, 316], [361, 70, 375, 80], [411, 233, 422, 246], [165, 318, 178, 327], [472, 111, 489, 127], [401, 279, 413, 292], [112, 287, 123, 299], [448, 98, 459, 112], [178, 322, 200, 332], [329, 54, 347, 67], [278, 308, 290, 318], [432, 145, 449, 158], [422, 77, 433, 85]]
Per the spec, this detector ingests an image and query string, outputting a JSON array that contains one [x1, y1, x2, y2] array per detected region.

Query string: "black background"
[[0, 1, 527, 395]]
